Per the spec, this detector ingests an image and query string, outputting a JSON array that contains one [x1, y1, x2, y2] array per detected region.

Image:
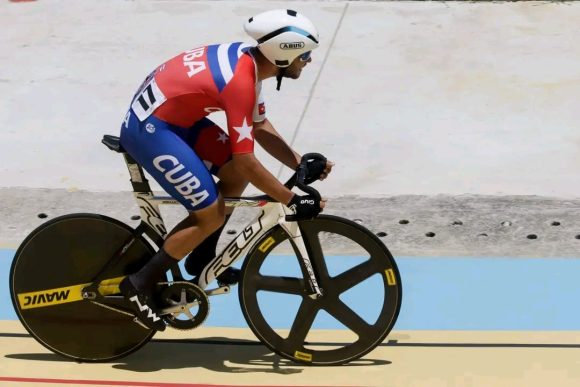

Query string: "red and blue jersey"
[[130, 42, 266, 154]]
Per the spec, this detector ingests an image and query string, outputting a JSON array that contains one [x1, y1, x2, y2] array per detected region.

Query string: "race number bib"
[[131, 78, 167, 121]]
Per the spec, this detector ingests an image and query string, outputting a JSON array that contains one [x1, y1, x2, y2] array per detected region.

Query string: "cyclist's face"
[[285, 53, 312, 79]]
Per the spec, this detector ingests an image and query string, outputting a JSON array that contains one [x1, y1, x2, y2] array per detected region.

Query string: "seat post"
[[123, 153, 154, 194], [123, 152, 168, 247], [101, 135, 153, 193], [102, 134, 167, 244]]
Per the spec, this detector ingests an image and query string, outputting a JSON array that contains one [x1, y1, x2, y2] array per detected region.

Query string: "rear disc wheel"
[[10, 214, 157, 362]]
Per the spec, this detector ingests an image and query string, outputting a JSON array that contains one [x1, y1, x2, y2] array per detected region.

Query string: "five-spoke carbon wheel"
[[239, 215, 402, 366]]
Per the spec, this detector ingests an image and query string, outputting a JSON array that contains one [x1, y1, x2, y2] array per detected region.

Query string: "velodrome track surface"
[[1, 323, 580, 387], [2, 249, 580, 386]]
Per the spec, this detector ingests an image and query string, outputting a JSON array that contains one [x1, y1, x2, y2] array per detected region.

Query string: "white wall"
[[2, 1, 579, 197]]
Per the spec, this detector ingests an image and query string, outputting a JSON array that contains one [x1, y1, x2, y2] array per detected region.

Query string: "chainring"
[[159, 281, 209, 330]]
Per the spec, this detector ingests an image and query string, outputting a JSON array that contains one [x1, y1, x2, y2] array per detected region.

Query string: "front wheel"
[[239, 215, 402, 366]]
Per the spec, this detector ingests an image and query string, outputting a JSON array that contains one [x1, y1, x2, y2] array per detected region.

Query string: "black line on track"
[[3, 333, 580, 349]]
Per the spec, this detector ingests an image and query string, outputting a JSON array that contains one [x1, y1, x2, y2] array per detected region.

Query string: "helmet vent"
[[287, 9, 297, 17], [275, 59, 289, 66], [257, 26, 318, 44], [248, 17, 253, 23]]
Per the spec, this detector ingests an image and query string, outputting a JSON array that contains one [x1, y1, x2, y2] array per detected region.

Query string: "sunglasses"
[[299, 51, 312, 61]]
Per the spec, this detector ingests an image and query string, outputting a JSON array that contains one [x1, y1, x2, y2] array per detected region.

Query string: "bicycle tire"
[[9, 213, 158, 362], [239, 215, 402, 366]]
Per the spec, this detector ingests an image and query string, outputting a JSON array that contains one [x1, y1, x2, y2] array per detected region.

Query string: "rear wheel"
[[10, 214, 158, 362], [239, 215, 402, 366]]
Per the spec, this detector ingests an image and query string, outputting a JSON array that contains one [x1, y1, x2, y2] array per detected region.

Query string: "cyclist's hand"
[[303, 154, 335, 185], [320, 159, 335, 181], [287, 194, 323, 220]]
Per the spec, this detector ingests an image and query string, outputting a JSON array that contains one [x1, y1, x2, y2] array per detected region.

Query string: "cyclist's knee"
[[217, 161, 249, 195], [190, 199, 224, 234]]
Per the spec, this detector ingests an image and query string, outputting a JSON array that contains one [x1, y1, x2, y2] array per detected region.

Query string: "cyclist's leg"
[[119, 111, 224, 329], [181, 117, 250, 201], [216, 158, 250, 202], [121, 112, 225, 246], [182, 163, 249, 283], [166, 119, 250, 280], [197, 159, 252, 284]]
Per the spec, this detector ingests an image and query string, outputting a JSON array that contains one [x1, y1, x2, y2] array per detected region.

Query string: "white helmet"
[[244, 9, 319, 68]]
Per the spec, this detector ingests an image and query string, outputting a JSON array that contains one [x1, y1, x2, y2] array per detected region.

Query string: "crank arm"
[[158, 300, 200, 315], [205, 285, 231, 297]]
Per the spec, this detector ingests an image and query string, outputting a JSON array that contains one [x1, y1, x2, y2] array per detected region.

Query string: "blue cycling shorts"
[[120, 110, 232, 211]]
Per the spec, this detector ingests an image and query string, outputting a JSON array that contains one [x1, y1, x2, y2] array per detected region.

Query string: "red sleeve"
[[220, 63, 256, 155]]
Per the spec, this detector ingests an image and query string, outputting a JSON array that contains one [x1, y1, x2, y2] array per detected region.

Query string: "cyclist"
[[118, 9, 334, 330]]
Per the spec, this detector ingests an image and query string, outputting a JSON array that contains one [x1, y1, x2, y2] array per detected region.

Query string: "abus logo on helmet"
[[280, 42, 305, 50]]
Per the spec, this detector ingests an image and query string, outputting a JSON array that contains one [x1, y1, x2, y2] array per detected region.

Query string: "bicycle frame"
[[12, 136, 399, 364], [122, 150, 323, 298]]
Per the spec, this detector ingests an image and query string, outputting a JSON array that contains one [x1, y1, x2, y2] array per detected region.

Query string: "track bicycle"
[[9, 134, 402, 366]]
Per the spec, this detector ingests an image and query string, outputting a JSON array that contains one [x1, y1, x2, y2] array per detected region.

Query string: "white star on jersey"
[[217, 132, 228, 144], [233, 117, 253, 143]]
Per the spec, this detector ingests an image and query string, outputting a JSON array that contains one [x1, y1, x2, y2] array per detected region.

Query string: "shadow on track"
[[4, 336, 391, 374], [114, 337, 391, 373]]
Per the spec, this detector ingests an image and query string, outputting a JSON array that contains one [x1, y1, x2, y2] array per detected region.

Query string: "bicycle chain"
[[89, 300, 150, 330]]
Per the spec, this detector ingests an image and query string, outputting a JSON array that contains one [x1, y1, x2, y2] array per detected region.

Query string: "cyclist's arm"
[[220, 68, 295, 205], [254, 118, 301, 170], [232, 152, 294, 204]]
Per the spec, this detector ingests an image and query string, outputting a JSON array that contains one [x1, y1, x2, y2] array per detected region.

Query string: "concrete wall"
[[2, 0, 579, 197]]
